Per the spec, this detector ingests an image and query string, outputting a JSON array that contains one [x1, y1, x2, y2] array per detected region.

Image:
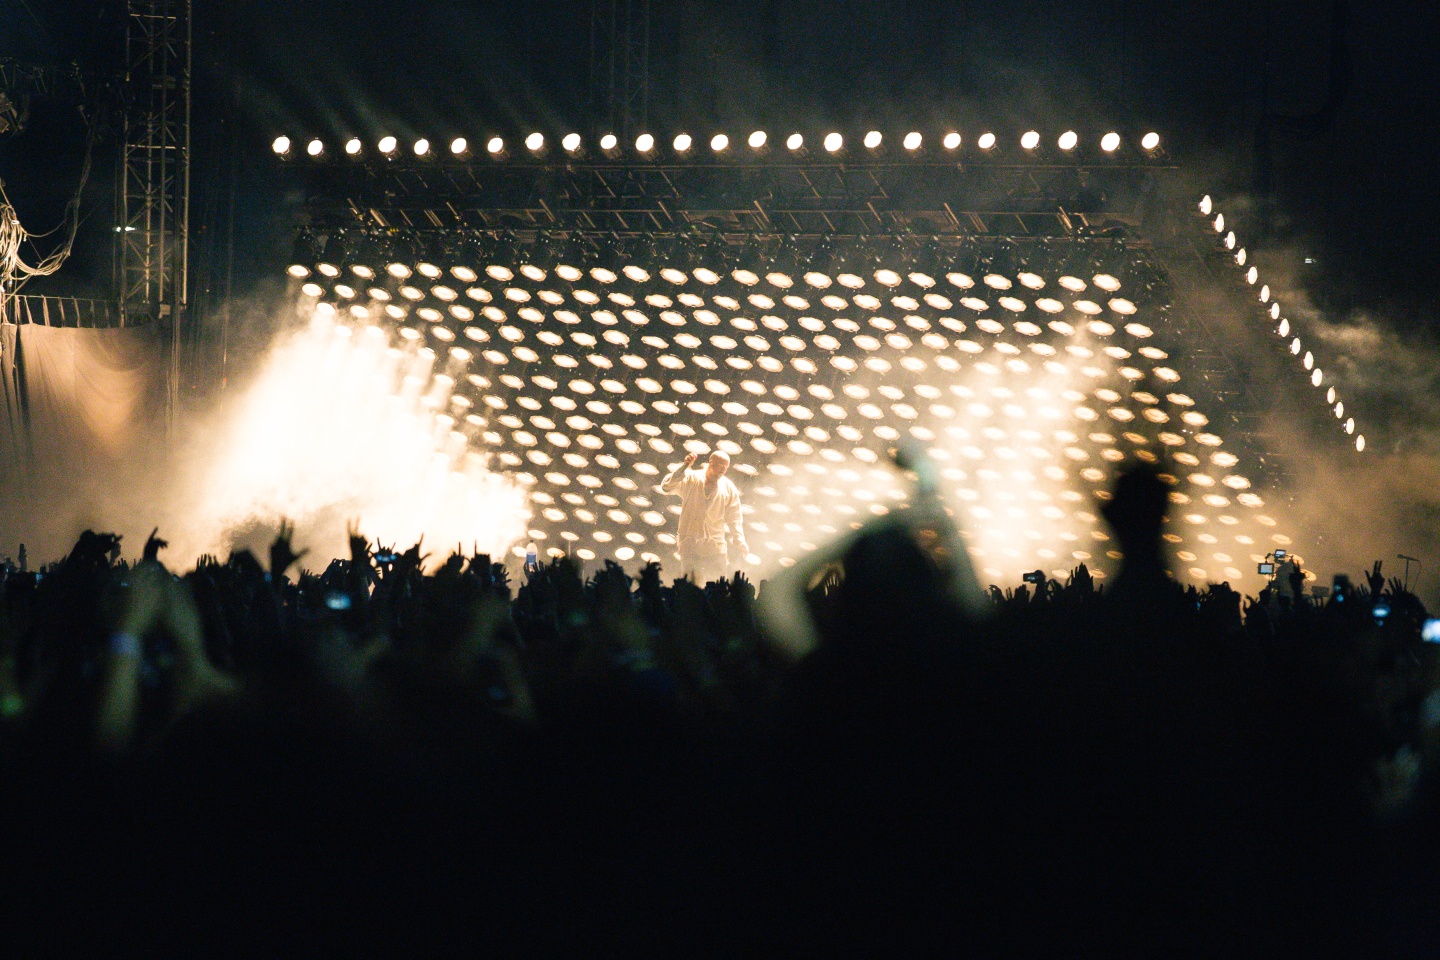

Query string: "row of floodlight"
[[271, 128, 1163, 160], [1197, 194, 1365, 453]]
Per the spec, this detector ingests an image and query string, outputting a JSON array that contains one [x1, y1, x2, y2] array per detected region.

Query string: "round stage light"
[[1057, 130, 1078, 151], [863, 130, 882, 149], [1100, 132, 1121, 152], [674, 133, 693, 152], [977, 132, 996, 150], [272, 136, 291, 155], [525, 132, 544, 152], [748, 130, 767, 149], [711, 133, 729, 152], [563, 132, 581, 152], [823, 132, 843, 152], [600, 133, 618, 150], [450, 137, 468, 155], [344, 137, 362, 156], [942, 131, 961, 149], [286, 264, 310, 279], [486, 136, 504, 154], [1141, 131, 1161, 150], [787, 133, 804, 151], [414, 139, 430, 156], [378, 136, 398, 155], [903, 131, 922, 150], [636, 133, 655, 152], [306, 138, 324, 157], [1020, 130, 1041, 150]]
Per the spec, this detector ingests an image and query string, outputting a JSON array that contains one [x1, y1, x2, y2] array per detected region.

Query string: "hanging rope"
[[0, 110, 96, 295]]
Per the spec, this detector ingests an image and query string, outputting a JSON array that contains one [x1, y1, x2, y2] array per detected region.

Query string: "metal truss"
[[0, 59, 84, 137], [303, 159, 1173, 240], [589, 0, 650, 141], [115, 0, 190, 414]]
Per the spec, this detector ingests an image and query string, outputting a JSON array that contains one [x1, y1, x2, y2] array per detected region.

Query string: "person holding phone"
[[659, 449, 748, 585]]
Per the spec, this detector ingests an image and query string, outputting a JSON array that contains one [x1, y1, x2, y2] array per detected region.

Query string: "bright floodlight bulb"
[[786, 133, 803, 151], [674, 133, 693, 152], [413, 138, 430, 156], [272, 136, 291, 155], [450, 137, 468, 155], [562, 132, 581, 152], [942, 131, 961, 150], [344, 137, 362, 156], [486, 136, 504, 154], [710, 133, 729, 152], [1020, 130, 1041, 150], [823, 132, 842, 152], [863, 130, 882, 149], [636, 133, 655, 152], [1100, 131, 1121, 152], [748, 130, 766, 149], [903, 131, 921, 150], [977, 132, 996, 150], [525, 132, 544, 152], [378, 136, 397, 154], [1057, 130, 1078, 151], [306, 138, 324, 157], [1141, 131, 1161, 150], [600, 133, 617, 150]]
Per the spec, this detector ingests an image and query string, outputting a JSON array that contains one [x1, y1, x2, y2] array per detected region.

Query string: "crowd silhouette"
[[0, 461, 1437, 956]]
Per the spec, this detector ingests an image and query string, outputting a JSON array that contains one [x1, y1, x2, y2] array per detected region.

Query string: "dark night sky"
[[2, 0, 1438, 329]]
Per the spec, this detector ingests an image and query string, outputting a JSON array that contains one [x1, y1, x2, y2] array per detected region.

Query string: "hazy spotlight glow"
[[378, 136, 398, 154], [344, 137, 362, 156], [562, 132, 582, 152], [272, 136, 292, 155], [710, 133, 729, 152], [525, 132, 544, 152], [413, 139, 430, 156], [1057, 130, 1078, 151], [674, 133, 693, 152], [180, 315, 529, 568], [636, 133, 655, 152], [863, 130, 882, 149], [903, 131, 922, 150], [786, 133, 804, 151], [1141, 131, 1161, 150], [306, 138, 324, 157], [823, 132, 843, 152], [1020, 130, 1041, 150], [977, 132, 996, 150], [943, 131, 961, 149], [486, 137, 504, 154], [1100, 132, 1121, 152], [748, 130, 767, 149], [450, 137, 468, 155], [600, 133, 618, 150]]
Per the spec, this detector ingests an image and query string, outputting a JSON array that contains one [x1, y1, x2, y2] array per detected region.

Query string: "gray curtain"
[[0, 322, 165, 559]]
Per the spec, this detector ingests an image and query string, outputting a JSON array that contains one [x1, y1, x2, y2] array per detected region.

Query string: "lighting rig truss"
[[299, 160, 1171, 243]]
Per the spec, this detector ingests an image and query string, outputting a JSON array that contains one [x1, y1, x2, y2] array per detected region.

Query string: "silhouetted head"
[[1101, 462, 1169, 554]]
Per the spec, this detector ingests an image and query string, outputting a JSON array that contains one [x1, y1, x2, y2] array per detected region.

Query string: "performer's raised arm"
[[661, 452, 698, 493]]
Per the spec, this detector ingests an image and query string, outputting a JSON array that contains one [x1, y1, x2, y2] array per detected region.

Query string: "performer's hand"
[[683, 452, 698, 467]]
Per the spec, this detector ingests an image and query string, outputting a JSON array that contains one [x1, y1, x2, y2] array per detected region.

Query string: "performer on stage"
[[659, 450, 748, 584]]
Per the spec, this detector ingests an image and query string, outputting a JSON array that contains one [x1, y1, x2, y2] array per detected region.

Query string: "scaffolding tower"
[[589, 0, 650, 142], [115, 0, 191, 421]]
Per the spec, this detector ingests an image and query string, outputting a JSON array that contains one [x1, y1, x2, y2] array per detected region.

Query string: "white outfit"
[[660, 465, 746, 583]]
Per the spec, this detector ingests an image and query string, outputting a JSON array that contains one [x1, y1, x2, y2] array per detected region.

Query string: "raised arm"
[[660, 452, 698, 494]]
